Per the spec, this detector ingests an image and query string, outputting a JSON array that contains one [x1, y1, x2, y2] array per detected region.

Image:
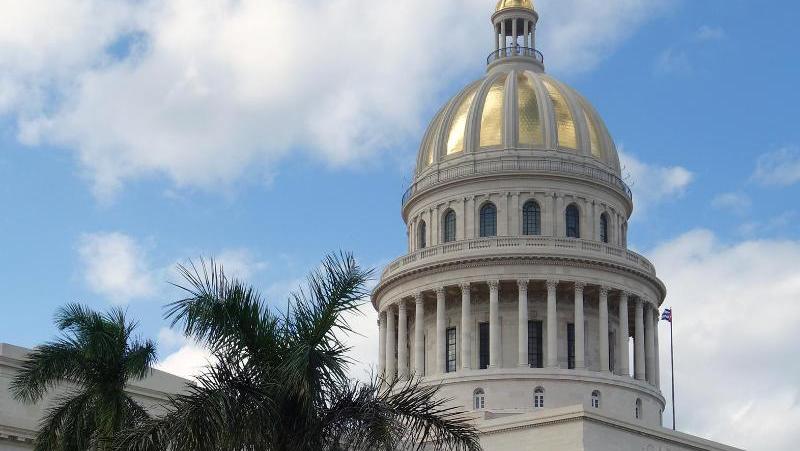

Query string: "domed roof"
[[416, 68, 621, 177], [495, 0, 534, 12]]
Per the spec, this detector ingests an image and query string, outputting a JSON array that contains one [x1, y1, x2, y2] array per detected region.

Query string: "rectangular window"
[[567, 323, 575, 369], [528, 320, 543, 368], [479, 322, 490, 369], [446, 327, 457, 373]]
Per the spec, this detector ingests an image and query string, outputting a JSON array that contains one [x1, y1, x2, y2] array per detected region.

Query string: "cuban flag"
[[661, 308, 672, 323]]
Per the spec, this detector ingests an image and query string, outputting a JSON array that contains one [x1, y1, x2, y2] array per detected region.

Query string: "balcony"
[[403, 157, 633, 208], [487, 46, 544, 65], [380, 236, 657, 283]]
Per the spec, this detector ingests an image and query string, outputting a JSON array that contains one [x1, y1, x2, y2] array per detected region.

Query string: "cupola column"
[[461, 283, 472, 370], [599, 287, 610, 373], [518, 280, 529, 367], [414, 294, 425, 376], [386, 306, 396, 379], [398, 300, 408, 379], [574, 282, 586, 369], [378, 312, 387, 379], [618, 293, 630, 377], [512, 19, 518, 53], [634, 298, 646, 381], [489, 280, 501, 368], [546, 280, 559, 368], [436, 288, 447, 374], [524, 20, 530, 48]]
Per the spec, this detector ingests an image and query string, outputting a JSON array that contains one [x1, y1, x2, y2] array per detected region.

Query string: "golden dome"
[[495, 0, 534, 12], [416, 68, 620, 177]]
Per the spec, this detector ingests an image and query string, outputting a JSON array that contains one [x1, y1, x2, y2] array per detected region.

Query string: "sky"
[[1, 0, 799, 449]]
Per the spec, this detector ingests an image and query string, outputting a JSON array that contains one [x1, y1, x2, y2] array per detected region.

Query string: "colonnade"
[[378, 280, 661, 388]]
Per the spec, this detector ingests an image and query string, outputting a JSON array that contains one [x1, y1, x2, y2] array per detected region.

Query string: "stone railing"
[[403, 158, 632, 208], [381, 236, 656, 281]]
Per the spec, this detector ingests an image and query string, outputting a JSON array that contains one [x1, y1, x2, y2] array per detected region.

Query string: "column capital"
[[460, 282, 471, 292], [435, 287, 446, 298], [619, 291, 630, 301], [414, 292, 424, 304], [574, 281, 586, 293], [546, 279, 559, 290], [599, 287, 609, 297], [517, 279, 529, 290], [398, 299, 407, 311], [488, 280, 500, 290]]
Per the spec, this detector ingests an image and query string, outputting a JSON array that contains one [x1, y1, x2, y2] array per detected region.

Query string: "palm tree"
[[10, 304, 157, 451], [115, 253, 480, 451]]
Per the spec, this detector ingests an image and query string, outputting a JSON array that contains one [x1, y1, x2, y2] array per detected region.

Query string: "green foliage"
[[10, 304, 156, 451], [115, 252, 481, 451]]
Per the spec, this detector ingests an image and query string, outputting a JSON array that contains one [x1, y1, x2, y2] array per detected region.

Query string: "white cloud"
[[711, 192, 751, 214], [654, 47, 691, 75], [651, 230, 800, 450], [752, 147, 800, 186], [215, 248, 268, 281], [3, 0, 673, 200], [156, 328, 213, 380], [77, 232, 156, 303], [619, 150, 694, 216], [694, 25, 726, 42]]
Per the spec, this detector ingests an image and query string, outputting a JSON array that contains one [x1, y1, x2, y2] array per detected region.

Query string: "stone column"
[[634, 298, 646, 381], [546, 280, 558, 368], [645, 302, 655, 384], [414, 294, 425, 376], [618, 293, 630, 377], [574, 282, 585, 369], [398, 300, 408, 379], [512, 19, 518, 54], [461, 283, 472, 371], [599, 287, 610, 373], [489, 280, 501, 368], [386, 306, 396, 379], [654, 309, 661, 388], [545, 193, 555, 236], [510, 192, 520, 236], [518, 280, 529, 367], [436, 288, 446, 374], [555, 195, 565, 237], [379, 313, 386, 379], [524, 20, 530, 48], [500, 20, 506, 49]]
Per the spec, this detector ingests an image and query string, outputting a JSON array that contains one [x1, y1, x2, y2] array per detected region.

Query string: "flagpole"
[[670, 311, 676, 431]]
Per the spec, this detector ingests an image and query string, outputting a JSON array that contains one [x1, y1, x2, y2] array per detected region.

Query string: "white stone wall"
[[0, 343, 189, 449]]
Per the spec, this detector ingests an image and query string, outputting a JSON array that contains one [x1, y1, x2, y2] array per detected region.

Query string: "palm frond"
[[320, 376, 480, 451], [10, 339, 87, 404]]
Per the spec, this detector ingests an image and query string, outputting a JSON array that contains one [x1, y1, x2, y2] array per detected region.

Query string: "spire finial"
[[495, 0, 534, 13]]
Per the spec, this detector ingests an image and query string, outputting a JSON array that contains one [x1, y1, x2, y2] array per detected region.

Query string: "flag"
[[661, 308, 672, 323]]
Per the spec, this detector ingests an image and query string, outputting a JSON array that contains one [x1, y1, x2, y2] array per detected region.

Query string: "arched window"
[[418, 221, 427, 249], [600, 213, 609, 243], [533, 387, 545, 408], [522, 200, 541, 236], [480, 203, 497, 237], [443, 210, 457, 243], [565, 204, 580, 238], [591, 390, 601, 409], [473, 388, 486, 410], [635, 398, 642, 419]]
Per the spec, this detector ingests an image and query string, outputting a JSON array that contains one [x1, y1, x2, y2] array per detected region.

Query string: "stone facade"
[[0, 343, 188, 450]]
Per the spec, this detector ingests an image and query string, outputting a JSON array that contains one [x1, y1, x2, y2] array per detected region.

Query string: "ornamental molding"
[[373, 254, 666, 308]]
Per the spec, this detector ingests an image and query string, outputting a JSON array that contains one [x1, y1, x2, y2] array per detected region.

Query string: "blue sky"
[[1, 1, 799, 449]]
